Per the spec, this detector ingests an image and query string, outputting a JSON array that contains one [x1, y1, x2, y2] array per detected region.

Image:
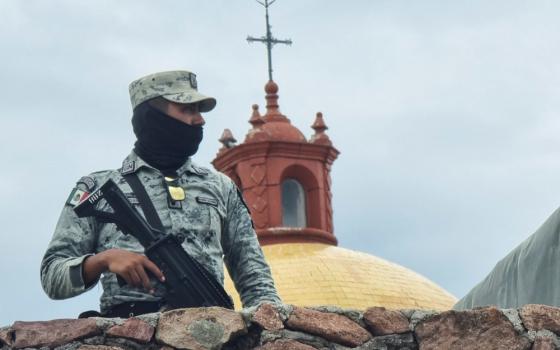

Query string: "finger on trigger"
[[129, 269, 142, 287], [143, 258, 165, 282], [136, 265, 152, 291]]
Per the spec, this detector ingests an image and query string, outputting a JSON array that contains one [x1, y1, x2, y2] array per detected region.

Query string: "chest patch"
[[124, 193, 140, 205], [196, 196, 218, 207]]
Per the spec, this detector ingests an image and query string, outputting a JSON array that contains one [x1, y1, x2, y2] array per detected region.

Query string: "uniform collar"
[[120, 151, 208, 177]]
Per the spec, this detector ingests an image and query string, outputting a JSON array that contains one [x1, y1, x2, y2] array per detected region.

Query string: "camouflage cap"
[[128, 70, 217, 112]]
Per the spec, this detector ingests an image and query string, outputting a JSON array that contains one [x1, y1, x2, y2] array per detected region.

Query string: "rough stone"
[[253, 304, 284, 331], [221, 327, 260, 350], [272, 304, 294, 322], [535, 330, 560, 348], [254, 339, 316, 350], [532, 337, 556, 350], [83, 336, 106, 346], [54, 341, 82, 350], [501, 309, 526, 334], [286, 306, 371, 347], [93, 318, 122, 332], [259, 330, 282, 344], [238, 307, 257, 328], [330, 344, 353, 350], [310, 305, 365, 327], [363, 307, 410, 336], [521, 304, 560, 334], [527, 330, 560, 349], [136, 313, 160, 329], [281, 329, 331, 349], [78, 345, 123, 350], [106, 318, 154, 343], [155, 307, 246, 350], [12, 319, 101, 349], [261, 329, 330, 349], [105, 337, 155, 350], [357, 333, 417, 350], [216, 318, 263, 350], [405, 309, 438, 329], [0, 327, 14, 346], [415, 307, 531, 350], [13, 304, 560, 350]]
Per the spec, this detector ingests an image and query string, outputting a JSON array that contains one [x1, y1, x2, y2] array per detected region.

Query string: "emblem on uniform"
[[66, 187, 89, 207], [77, 176, 97, 192], [196, 196, 218, 207], [164, 177, 185, 209], [164, 177, 185, 201], [168, 197, 182, 209], [120, 160, 136, 175], [125, 192, 140, 205], [189, 73, 197, 89]]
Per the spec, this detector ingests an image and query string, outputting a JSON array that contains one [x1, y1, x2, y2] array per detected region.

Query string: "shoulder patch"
[[77, 176, 97, 192], [66, 187, 89, 207]]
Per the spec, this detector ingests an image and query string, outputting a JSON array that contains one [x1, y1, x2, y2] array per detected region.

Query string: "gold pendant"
[[164, 177, 185, 201]]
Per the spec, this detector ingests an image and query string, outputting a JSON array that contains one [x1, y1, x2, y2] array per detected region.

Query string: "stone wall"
[[2, 304, 560, 350]]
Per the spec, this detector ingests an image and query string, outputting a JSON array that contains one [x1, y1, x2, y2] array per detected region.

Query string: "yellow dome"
[[224, 243, 456, 311]]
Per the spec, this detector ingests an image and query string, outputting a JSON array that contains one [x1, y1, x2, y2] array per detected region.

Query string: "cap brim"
[[162, 92, 217, 113]]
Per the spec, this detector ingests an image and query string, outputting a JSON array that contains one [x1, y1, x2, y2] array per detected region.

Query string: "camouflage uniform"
[[41, 152, 280, 313], [41, 70, 281, 313]]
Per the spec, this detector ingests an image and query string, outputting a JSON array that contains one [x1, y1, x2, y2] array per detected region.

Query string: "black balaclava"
[[132, 101, 203, 174]]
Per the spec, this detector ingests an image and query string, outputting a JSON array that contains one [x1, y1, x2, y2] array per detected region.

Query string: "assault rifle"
[[74, 179, 234, 309]]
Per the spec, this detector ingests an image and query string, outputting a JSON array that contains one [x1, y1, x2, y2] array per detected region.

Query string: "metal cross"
[[247, 0, 292, 81]]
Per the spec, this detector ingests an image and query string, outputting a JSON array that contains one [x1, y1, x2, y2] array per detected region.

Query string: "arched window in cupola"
[[281, 178, 307, 227]]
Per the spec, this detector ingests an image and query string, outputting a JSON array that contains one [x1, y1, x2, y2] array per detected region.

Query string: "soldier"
[[41, 70, 281, 318]]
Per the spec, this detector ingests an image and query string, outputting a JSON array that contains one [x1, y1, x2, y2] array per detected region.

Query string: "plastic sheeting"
[[454, 207, 560, 310]]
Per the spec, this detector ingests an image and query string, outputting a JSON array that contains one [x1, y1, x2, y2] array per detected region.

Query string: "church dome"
[[259, 120, 306, 142], [224, 243, 457, 311], [216, 79, 456, 312]]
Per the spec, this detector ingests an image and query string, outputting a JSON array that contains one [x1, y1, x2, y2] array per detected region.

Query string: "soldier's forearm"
[[83, 252, 108, 285], [41, 254, 98, 300]]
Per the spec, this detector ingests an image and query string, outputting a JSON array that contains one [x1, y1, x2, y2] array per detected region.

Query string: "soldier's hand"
[[106, 249, 165, 292], [87, 249, 165, 293]]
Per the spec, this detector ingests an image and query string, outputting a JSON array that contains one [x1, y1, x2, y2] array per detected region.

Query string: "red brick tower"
[[212, 80, 339, 245]]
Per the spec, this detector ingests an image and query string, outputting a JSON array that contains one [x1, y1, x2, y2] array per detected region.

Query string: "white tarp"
[[454, 207, 560, 310]]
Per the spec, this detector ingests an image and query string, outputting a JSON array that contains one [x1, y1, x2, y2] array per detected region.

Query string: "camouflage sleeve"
[[40, 185, 100, 300], [221, 179, 282, 308]]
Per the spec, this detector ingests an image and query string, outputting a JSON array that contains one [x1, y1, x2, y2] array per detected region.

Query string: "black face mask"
[[132, 102, 203, 173]]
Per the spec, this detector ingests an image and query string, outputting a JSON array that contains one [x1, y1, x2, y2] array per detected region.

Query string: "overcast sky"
[[1, 0, 560, 326]]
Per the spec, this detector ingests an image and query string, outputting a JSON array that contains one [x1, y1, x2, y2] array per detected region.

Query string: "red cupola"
[[212, 81, 339, 246]]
